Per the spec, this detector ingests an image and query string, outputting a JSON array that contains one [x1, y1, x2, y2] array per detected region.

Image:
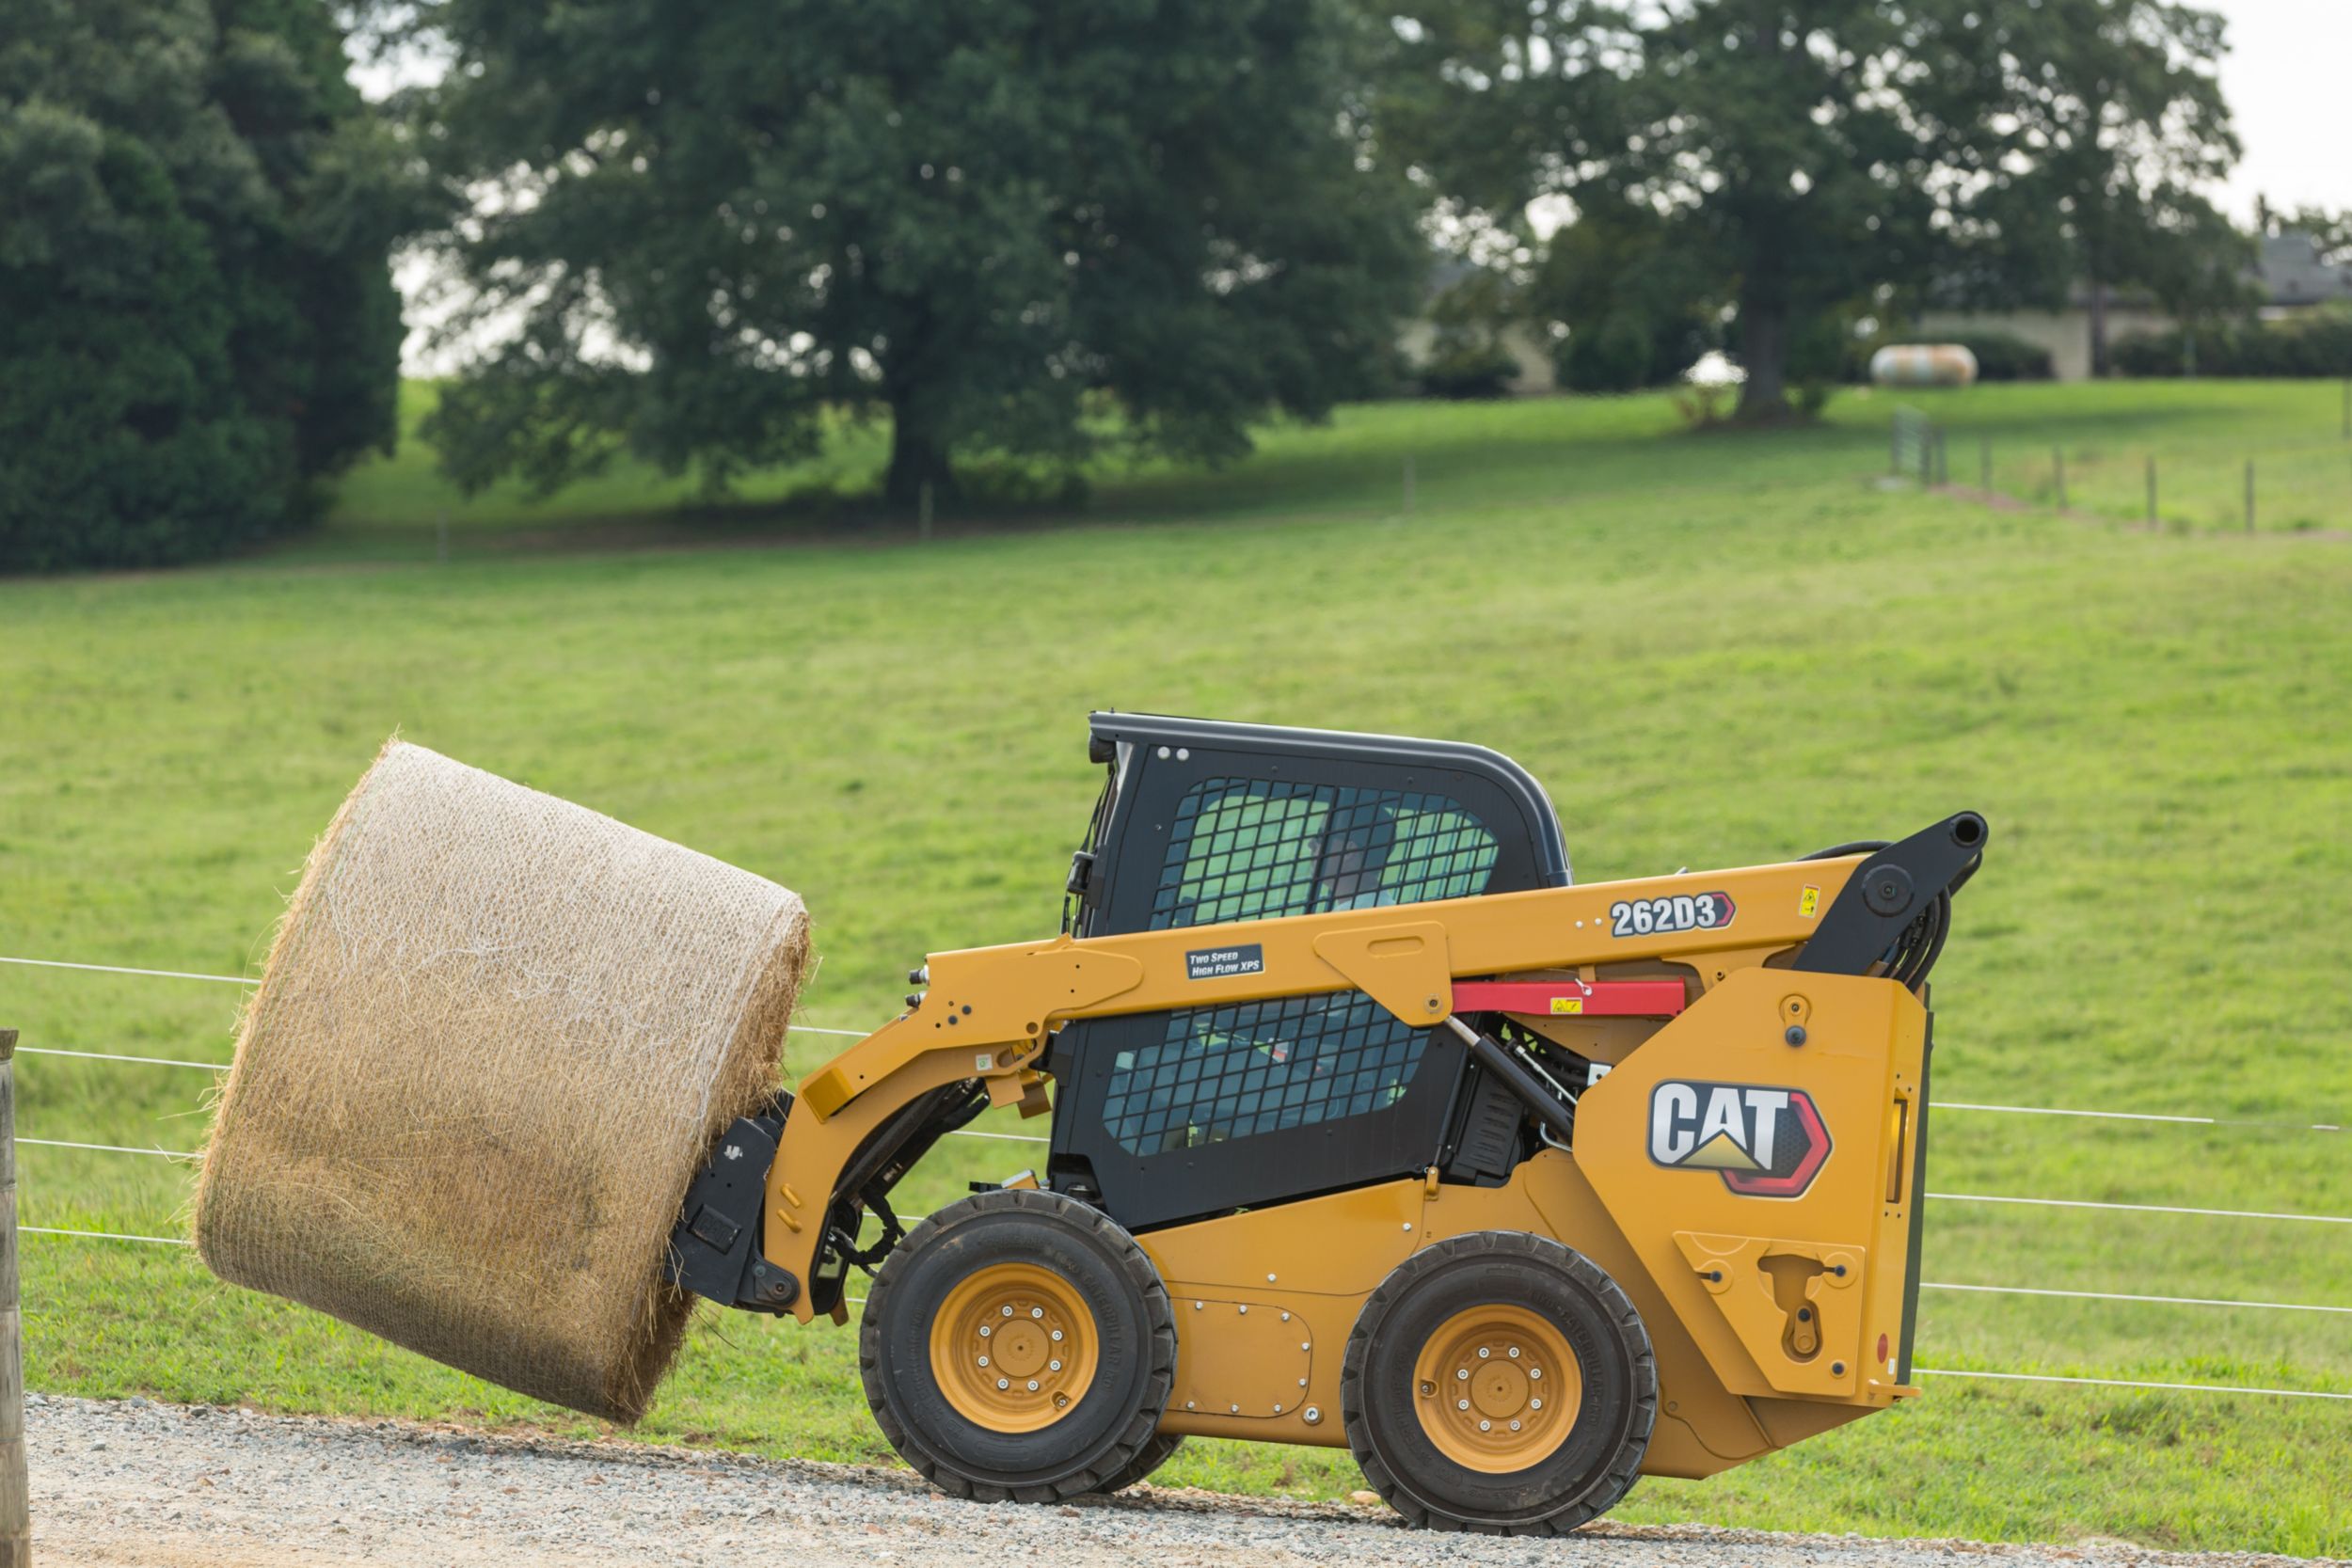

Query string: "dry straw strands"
[[195, 741, 811, 1421]]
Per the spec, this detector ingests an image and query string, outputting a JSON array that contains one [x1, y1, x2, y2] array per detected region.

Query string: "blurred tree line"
[[1380, 0, 2247, 418], [1, 0, 410, 570], [0, 0, 2285, 567]]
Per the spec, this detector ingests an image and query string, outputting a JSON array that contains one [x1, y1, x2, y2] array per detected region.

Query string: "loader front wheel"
[[861, 1188, 1176, 1503], [1342, 1231, 1655, 1534], [1089, 1431, 1184, 1494]]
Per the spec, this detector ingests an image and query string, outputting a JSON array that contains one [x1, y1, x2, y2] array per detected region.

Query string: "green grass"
[[307, 378, 2352, 567], [5, 380, 2351, 1555]]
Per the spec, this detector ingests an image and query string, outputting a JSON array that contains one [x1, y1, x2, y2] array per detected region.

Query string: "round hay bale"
[[194, 741, 812, 1422]]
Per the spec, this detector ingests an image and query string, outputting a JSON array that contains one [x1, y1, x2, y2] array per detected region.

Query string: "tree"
[[390, 0, 1424, 508], [1530, 203, 1722, 394], [1934, 0, 2247, 375], [1380, 0, 2241, 420], [0, 0, 405, 571]]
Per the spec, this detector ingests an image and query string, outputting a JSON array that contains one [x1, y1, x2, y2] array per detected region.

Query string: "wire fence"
[[1888, 407, 2352, 535], [7, 946, 2347, 1407]]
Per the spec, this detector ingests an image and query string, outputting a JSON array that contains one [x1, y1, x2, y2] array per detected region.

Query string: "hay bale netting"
[[194, 741, 812, 1422]]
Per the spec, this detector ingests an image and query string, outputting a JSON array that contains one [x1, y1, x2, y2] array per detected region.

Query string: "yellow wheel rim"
[[1410, 1303, 1583, 1473], [930, 1262, 1101, 1433]]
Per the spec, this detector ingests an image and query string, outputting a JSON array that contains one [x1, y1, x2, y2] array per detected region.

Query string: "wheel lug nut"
[[1027, 1380, 1040, 1391], [1455, 1369, 1469, 1381], [1031, 1307, 1044, 1319], [1530, 1398, 1542, 1410], [1529, 1368, 1542, 1380], [996, 1378, 1010, 1390], [1509, 1419, 1521, 1432], [977, 1355, 990, 1367], [1507, 1347, 1520, 1359], [1049, 1359, 1062, 1371], [978, 1326, 992, 1338], [1050, 1329, 1063, 1341], [1001, 1306, 1013, 1317], [1456, 1399, 1470, 1411], [1477, 1347, 1491, 1359], [1478, 1419, 1492, 1432]]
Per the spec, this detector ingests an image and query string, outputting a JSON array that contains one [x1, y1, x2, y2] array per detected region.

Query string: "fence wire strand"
[[0, 955, 254, 986], [9, 950, 2342, 1118], [23, 1226, 193, 1247], [1942, 1101, 2342, 1133], [1929, 1191, 2352, 1227], [1920, 1280, 2352, 1316], [19, 1137, 194, 1159], [3, 952, 873, 1039], [20, 1046, 228, 1071], [13, 944, 2352, 1411], [23, 1228, 2349, 1404], [1915, 1368, 2352, 1403]]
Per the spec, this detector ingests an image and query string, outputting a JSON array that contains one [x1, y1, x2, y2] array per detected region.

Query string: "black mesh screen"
[[1147, 777, 1500, 930], [1100, 993, 1432, 1155]]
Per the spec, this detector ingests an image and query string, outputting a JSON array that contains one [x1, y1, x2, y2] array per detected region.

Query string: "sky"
[[2209, 0, 2352, 220]]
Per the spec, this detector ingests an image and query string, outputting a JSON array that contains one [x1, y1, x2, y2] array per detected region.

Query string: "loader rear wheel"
[[1342, 1231, 1655, 1534], [860, 1188, 1176, 1503]]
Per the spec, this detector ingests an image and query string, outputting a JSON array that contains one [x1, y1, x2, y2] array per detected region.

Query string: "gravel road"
[[29, 1392, 2336, 1568]]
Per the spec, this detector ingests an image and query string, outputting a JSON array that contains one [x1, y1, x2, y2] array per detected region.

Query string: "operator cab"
[[1063, 712, 1570, 940], [1049, 713, 1573, 1228]]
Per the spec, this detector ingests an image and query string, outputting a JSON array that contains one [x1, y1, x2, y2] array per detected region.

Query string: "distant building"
[[1398, 257, 1559, 396], [1913, 229, 2349, 381], [2253, 230, 2352, 317], [1394, 315, 1559, 395], [1912, 290, 2172, 383]]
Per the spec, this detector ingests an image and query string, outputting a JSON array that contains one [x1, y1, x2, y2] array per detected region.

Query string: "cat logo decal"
[[1647, 1080, 1832, 1197]]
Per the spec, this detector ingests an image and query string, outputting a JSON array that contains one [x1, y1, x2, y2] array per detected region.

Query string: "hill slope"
[[3, 383, 2348, 1554]]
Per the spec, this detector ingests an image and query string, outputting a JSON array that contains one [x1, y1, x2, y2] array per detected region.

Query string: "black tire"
[[860, 1188, 1177, 1503], [1340, 1231, 1655, 1534], [1089, 1431, 1185, 1494]]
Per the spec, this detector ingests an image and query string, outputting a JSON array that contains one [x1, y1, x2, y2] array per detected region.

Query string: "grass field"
[[3, 380, 2349, 1555]]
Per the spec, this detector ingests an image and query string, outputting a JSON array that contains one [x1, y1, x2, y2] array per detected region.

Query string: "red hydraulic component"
[[1450, 979, 1689, 1018]]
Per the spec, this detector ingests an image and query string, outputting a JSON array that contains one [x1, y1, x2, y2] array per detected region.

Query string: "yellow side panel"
[[1573, 968, 1925, 1404]]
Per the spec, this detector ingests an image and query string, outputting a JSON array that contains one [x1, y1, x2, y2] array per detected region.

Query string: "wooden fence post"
[[0, 1027, 26, 1568]]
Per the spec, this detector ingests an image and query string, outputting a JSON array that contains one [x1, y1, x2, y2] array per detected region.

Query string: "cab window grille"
[[1101, 994, 1430, 1154], [1148, 778, 1500, 930]]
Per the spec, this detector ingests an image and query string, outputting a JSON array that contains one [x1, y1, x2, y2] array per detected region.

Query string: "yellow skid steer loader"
[[669, 714, 1985, 1532]]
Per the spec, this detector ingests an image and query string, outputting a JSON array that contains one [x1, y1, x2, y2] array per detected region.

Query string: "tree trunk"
[[1735, 292, 1792, 423], [884, 401, 953, 509], [2087, 277, 2109, 380]]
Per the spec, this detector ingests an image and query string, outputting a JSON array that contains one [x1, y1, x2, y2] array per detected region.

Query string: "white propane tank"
[[1869, 343, 1979, 388]]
